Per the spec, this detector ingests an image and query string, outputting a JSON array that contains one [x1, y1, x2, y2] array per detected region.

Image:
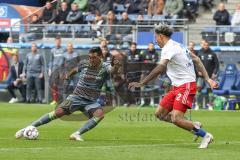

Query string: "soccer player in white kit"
[[128, 24, 218, 149]]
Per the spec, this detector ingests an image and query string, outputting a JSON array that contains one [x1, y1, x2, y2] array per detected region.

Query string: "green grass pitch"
[[0, 102, 240, 160]]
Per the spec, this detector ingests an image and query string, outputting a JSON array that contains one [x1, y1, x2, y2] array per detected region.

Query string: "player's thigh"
[[85, 102, 104, 119], [158, 90, 175, 113], [173, 94, 195, 113], [57, 94, 81, 115]]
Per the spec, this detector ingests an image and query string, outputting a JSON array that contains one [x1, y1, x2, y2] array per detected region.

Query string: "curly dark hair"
[[155, 24, 173, 37], [89, 47, 103, 56]]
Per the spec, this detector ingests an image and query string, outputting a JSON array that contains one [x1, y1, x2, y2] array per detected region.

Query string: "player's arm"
[[189, 52, 218, 89], [65, 67, 78, 80], [128, 59, 168, 89], [109, 56, 121, 74]]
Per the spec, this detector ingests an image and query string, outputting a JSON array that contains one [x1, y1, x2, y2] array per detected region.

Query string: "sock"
[[52, 86, 58, 102], [78, 117, 102, 135], [140, 98, 144, 104], [31, 111, 57, 127], [192, 127, 207, 137], [150, 97, 154, 105]]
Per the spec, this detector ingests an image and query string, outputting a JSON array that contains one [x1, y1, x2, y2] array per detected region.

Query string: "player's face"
[[155, 34, 164, 48], [55, 39, 61, 48], [88, 52, 102, 67], [130, 44, 136, 51], [67, 43, 73, 53], [31, 44, 37, 52], [148, 43, 154, 51], [188, 42, 195, 51], [12, 55, 18, 64]]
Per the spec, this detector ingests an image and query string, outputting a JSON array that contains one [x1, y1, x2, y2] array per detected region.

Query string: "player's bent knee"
[[54, 107, 67, 117], [171, 114, 182, 125], [92, 108, 104, 120]]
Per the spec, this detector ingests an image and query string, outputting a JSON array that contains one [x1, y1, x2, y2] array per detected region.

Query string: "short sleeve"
[[161, 48, 176, 60]]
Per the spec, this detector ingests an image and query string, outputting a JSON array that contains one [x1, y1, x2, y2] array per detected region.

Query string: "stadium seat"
[[229, 71, 240, 96], [201, 27, 217, 44], [84, 14, 95, 22], [73, 26, 92, 38], [183, 0, 199, 22], [44, 25, 56, 38], [213, 64, 238, 95], [56, 26, 70, 37], [114, 4, 127, 14], [128, 14, 138, 21], [152, 15, 165, 21]]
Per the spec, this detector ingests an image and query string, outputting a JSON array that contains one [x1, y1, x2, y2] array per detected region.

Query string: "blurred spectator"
[[49, 37, 66, 105], [66, 3, 84, 24], [25, 43, 44, 103], [7, 54, 26, 103], [102, 46, 111, 62], [87, 0, 98, 13], [182, 0, 198, 22], [201, 0, 214, 11], [123, 42, 142, 106], [116, 12, 135, 44], [100, 39, 108, 49], [1, 37, 18, 66], [64, 42, 79, 60], [231, 3, 240, 26], [40, 1, 56, 24], [125, 0, 148, 14], [96, 0, 113, 15], [21, 14, 43, 42], [56, 0, 74, 9], [213, 3, 230, 25], [197, 39, 219, 110], [148, 0, 165, 15], [73, 0, 88, 11], [188, 41, 198, 56], [163, 0, 183, 25], [126, 42, 142, 62], [55, 1, 69, 24], [88, 0, 113, 14], [63, 42, 79, 98], [139, 42, 159, 106], [91, 11, 104, 38], [141, 42, 159, 63], [103, 11, 119, 44]]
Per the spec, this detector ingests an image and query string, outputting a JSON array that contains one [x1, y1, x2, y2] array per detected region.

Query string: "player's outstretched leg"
[[170, 110, 213, 149], [155, 106, 203, 142], [15, 107, 66, 139], [70, 108, 104, 141]]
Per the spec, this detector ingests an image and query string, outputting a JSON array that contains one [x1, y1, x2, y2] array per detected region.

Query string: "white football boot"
[[69, 132, 84, 141], [198, 133, 213, 149], [15, 128, 25, 139]]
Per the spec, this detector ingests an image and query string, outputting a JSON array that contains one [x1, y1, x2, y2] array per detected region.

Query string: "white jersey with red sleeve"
[[160, 39, 196, 87]]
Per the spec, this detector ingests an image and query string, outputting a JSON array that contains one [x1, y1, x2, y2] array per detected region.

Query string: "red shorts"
[[159, 82, 197, 113]]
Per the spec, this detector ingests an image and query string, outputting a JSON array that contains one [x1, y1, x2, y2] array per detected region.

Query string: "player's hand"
[[128, 82, 144, 91], [207, 79, 219, 89], [65, 73, 69, 80]]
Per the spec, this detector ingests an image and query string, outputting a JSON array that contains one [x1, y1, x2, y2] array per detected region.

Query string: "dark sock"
[[31, 111, 57, 127], [192, 127, 207, 137], [78, 117, 102, 135]]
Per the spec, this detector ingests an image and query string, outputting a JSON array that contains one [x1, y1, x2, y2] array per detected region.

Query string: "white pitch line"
[[0, 141, 239, 151]]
